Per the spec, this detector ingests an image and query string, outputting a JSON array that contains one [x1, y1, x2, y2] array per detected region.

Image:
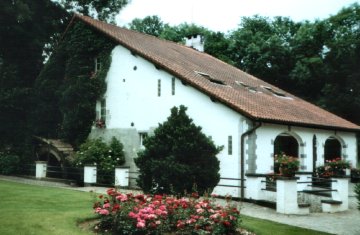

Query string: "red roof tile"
[[71, 14, 360, 132]]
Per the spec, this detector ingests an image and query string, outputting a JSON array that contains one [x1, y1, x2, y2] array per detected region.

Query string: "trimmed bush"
[[135, 105, 222, 195], [73, 137, 125, 184]]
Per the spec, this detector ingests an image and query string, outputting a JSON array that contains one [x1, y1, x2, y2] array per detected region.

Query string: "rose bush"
[[93, 189, 241, 234]]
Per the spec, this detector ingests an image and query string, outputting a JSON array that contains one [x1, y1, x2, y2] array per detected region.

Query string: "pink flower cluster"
[[93, 188, 241, 234]]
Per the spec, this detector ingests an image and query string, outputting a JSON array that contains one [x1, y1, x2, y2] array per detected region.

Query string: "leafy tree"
[[129, 15, 165, 37], [135, 106, 222, 195], [57, 0, 129, 22], [205, 31, 234, 64], [317, 3, 360, 123], [229, 16, 298, 89], [0, 0, 67, 151]]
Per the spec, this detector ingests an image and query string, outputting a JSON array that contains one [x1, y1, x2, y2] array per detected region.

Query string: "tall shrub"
[[135, 106, 222, 195], [73, 137, 125, 184]]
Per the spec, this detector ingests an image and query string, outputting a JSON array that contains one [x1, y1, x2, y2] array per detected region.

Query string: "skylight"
[[262, 86, 291, 99], [235, 81, 260, 93], [195, 71, 226, 85]]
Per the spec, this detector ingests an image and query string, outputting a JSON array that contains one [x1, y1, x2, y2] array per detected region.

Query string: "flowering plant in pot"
[[316, 158, 351, 178], [325, 158, 350, 176], [275, 153, 299, 177]]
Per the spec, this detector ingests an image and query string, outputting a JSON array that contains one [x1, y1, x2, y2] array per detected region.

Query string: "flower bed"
[[93, 189, 241, 234]]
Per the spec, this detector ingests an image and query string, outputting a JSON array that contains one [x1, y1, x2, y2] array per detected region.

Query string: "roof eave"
[[255, 118, 360, 133]]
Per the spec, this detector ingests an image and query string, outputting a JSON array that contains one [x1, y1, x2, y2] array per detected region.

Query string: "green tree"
[[229, 16, 299, 89], [57, 0, 129, 22], [317, 3, 360, 123], [135, 106, 222, 195], [0, 0, 67, 151], [129, 15, 164, 37]]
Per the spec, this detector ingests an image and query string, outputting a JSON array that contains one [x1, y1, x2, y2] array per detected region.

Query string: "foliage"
[[0, 0, 128, 154], [93, 189, 241, 234], [135, 106, 222, 195], [57, 0, 129, 22], [316, 157, 351, 177], [129, 15, 165, 37], [33, 21, 115, 146], [0, 0, 68, 152], [274, 153, 300, 176], [325, 157, 351, 170], [73, 137, 125, 184], [0, 152, 20, 175]]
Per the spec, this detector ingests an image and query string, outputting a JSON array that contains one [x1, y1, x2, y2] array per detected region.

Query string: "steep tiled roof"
[[70, 14, 360, 131]]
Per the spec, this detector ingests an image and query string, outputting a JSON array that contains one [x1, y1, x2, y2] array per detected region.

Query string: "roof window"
[[235, 81, 249, 87], [236, 81, 260, 93], [195, 71, 226, 85], [262, 86, 291, 99]]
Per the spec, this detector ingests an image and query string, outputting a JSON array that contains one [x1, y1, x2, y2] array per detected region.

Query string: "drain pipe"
[[240, 122, 262, 199]]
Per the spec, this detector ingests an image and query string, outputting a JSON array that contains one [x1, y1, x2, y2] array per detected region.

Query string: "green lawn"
[[0, 179, 332, 235], [0, 180, 95, 235]]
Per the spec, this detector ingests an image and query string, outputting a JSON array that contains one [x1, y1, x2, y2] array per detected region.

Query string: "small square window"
[[158, 79, 161, 97], [171, 77, 175, 95], [228, 136, 232, 155]]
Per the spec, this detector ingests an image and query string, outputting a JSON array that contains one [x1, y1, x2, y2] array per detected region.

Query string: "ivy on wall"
[[32, 21, 116, 147]]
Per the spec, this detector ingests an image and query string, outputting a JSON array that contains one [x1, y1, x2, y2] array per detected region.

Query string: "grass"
[[0, 179, 333, 235], [0, 180, 95, 235]]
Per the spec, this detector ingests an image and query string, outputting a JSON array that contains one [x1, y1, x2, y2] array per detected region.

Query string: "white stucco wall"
[[101, 45, 245, 195]]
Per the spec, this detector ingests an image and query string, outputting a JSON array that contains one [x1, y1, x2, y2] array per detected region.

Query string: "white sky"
[[116, 0, 359, 32]]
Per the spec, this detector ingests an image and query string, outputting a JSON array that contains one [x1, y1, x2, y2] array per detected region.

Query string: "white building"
[[67, 15, 359, 201]]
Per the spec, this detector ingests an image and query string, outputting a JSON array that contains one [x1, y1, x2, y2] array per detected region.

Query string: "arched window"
[[324, 137, 341, 163], [274, 134, 299, 173], [274, 134, 299, 157]]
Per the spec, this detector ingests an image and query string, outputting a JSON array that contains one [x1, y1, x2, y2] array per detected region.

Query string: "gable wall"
[[98, 45, 248, 189]]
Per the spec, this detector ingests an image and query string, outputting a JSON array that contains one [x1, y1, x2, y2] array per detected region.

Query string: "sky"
[[116, 0, 359, 32]]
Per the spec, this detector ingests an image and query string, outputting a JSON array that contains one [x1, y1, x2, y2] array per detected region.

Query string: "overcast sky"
[[116, 0, 359, 32]]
